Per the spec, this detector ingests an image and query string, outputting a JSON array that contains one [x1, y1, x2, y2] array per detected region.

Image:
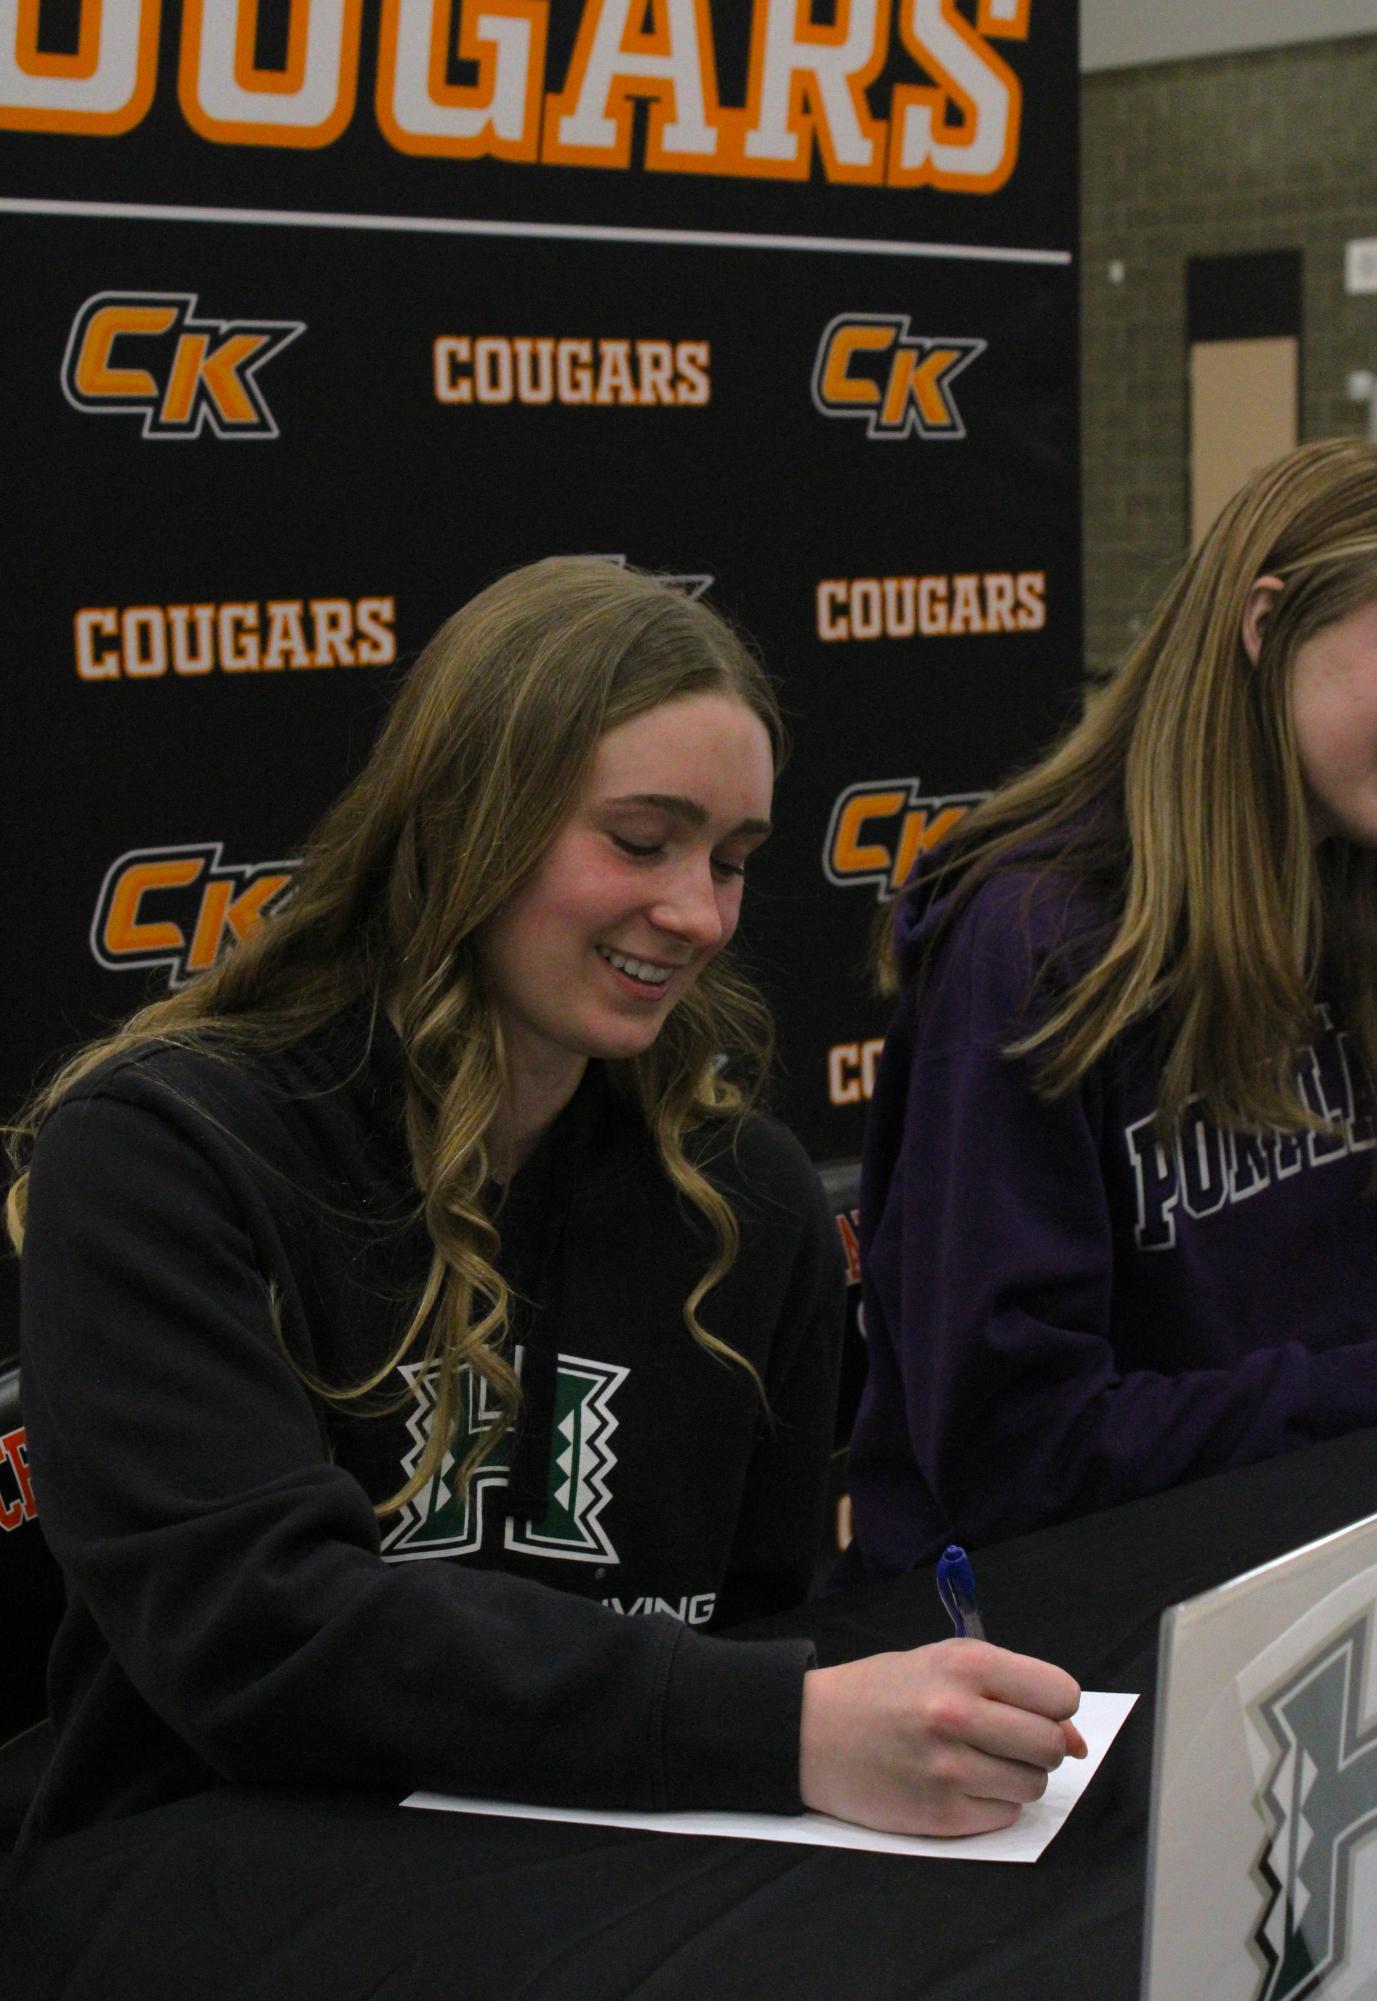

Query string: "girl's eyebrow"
[[604, 791, 772, 837]]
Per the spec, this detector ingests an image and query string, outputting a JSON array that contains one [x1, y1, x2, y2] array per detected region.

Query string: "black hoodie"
[[18, 1010, 844, 1840]]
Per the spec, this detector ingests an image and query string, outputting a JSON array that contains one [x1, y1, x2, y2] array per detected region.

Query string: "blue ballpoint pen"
[[936, 1544, 987, 1641]]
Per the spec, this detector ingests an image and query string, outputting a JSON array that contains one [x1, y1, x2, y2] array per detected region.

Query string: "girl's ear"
[[1241, 574, 1284, 666]]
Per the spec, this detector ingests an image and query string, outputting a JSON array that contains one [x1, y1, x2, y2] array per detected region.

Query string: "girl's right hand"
[[798, 1640, 1086, 1837]]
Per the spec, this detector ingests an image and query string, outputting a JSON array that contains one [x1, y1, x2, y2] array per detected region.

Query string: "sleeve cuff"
[[657, 1627, 814, 1814]]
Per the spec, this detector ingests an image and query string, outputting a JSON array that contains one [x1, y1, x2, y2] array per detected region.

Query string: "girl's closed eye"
[[611, 834, 663, 861]]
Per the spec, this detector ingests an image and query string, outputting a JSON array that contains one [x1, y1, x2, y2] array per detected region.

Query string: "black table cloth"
[[7, 1426, 1376, 2001]]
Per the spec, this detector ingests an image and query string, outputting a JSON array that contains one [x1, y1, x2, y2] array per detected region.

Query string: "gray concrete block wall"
[[1081, 35, 1377, 679]]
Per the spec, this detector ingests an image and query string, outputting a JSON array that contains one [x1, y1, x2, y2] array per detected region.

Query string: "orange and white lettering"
[[94, 847, 298, 982], [557, 338, 594, 403], [179, 0, 362, 148], [634, 339, 675, 405], [435, 333, 708, 408], [4, 0, 1036, 186], [828, 1042, 863, 1106], [185, 872, 292, 972], [262, 599, 313, 669], [816, 581, 849, 642], [434, 335, 472, 402], [218, 602, 261, 669], [545, 0, 718, 170], [673, 339, 710, 404], [0, 0, 158, 134], [167, 603, 216, 673], [917, 574, 948, 635], [70, 300, 177, 401], [882, 576, 916, 636], [121, 604, 167, 677], [731, 0, 887, 184], [102, 855, 204, 957], [890, 0, 1022, 193], [831, 789, 906, 877], [354, 597, 398, 665], [849, 578, 882, 639], [63, 294, 302, 438], [160, 327, 273, 428], [473, 333, 514, 401], [74, 607, 120, 680], [948, 571, 984, 634], [880, 341, 967, 431], [813, 317, 982, 438], [827, 1041, 886, 1106], [1016, 570, 1046, 630], [310, 598, 355, 664], [816, 320, 891, 408], [594, 337, 636, 405], [513, 336, 555, 402], [378, 0, 545, 159], [983, 571, 1016, 631], [825, 780, 980, 897]]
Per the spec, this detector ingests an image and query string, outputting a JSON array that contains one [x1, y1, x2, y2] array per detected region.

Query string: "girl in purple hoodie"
[[849, 437, 1377, 1575]]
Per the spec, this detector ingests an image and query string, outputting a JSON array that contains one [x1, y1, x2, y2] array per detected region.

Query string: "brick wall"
[[1081, 35, 1377, 679]]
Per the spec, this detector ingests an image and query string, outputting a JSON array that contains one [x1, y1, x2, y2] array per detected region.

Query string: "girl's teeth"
[[602, 948, 671, 986]]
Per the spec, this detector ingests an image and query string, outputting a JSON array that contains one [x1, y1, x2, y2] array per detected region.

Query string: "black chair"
[[0, 1361, 61, 1845]]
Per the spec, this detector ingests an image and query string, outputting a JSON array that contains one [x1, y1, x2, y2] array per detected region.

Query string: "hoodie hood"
[[889, 798, 1126, 993], [889, 853, 963, 987]]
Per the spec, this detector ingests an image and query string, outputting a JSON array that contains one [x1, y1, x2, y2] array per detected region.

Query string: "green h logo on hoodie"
[[381, 1350, 627, 1565]]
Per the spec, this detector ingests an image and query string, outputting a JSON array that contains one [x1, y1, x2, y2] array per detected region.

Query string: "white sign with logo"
[[1143, 1509, 1377, 2001]]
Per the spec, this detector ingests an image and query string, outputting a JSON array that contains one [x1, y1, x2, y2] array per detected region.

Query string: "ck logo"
[[811, 314, 985, 440], [61, 292, 304, 438], [92, 843, 296, 987], [823, 778, 981, 900], [1251, 1610, 1377, 2001]]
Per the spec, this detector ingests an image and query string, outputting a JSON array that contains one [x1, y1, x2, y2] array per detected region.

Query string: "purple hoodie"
[[846, 859, 1377, 1577]]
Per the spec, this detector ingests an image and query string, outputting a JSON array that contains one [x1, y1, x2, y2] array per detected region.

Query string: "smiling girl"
[[9, 559, 1082, 1888]]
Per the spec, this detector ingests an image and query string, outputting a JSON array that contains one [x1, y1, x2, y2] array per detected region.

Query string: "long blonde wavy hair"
[[7, 557, 785, 1513], [886, 436, 1377, 1134]]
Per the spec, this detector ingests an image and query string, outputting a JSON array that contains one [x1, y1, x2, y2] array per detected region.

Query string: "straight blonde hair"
[[8, 558, 786, 1513], [886, 437, 1377, 1134]]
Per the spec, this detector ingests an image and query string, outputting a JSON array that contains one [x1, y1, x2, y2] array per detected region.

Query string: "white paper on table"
[[403, 1688, 1137, 1864]]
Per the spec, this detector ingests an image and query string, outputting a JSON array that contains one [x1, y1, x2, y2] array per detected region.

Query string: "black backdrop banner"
[[2, 1, 1082, 1363]]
